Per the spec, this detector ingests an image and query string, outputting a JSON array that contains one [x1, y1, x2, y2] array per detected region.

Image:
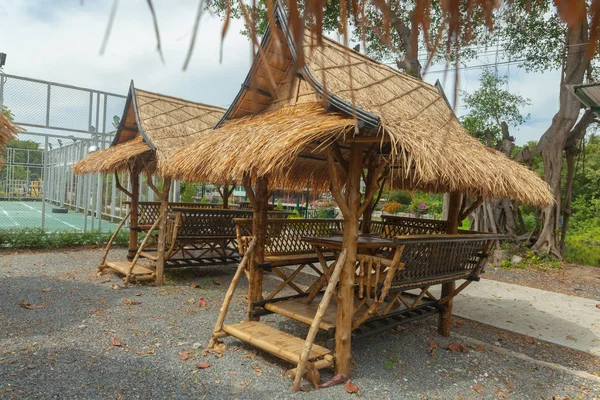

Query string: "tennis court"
[[0, 200, 119, 231]]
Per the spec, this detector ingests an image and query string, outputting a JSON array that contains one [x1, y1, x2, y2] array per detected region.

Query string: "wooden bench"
[[128, 201, 225, 232], [141, 209, 293, 269]]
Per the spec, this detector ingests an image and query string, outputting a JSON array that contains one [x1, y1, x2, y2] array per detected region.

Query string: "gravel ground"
[[484, 262, 600, 301], [1, 247, 599, 400]]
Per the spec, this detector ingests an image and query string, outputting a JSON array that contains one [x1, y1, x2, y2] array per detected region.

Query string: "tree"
[[460, 68, 532, 235], [494, 0, 596, 257]]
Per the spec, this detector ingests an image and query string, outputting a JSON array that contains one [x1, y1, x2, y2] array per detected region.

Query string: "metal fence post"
[[41, 136, 48, 230]]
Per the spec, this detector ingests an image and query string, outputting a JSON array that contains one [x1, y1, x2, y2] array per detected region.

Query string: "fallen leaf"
[[100, 277, 110, 283], [319, 373, 347, 388], [179, 351, 192, 361], [429, 340, 439, 349], [474, 344, 484, 351], [196, 362, 210, 369], [213, 278, 224, 285], [19, 301, 47, 310], [251, 365, 263, 376], [198, 298, 207, 307], [187, 298, 195, 304], [111, 337, 122, 347], [298, 385, 310, 392], [123, 299, 141, 306], [472, 384, 484, 394], [134, 293, 142, 297], [239, 379, 252, 387], [191, 282, 200, 288], [111, 284, 123, 290], [445, 342, 468, 353], [41, 288, 51, 293], [306, 367, 320, 388], [33, 262, 45, 267], [344, 380, 359, 394], [524, 335, 534, 344]]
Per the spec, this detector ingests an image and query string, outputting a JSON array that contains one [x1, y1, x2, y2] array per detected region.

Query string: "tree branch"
[[358, 161, 386, 217], [326, 148, 350, 218], [459, 197, 484, 221], [565, 108, 595, 151], [145, 171, 165, 200], [242, 173, 257, 209], [114, 172, 132, 198]]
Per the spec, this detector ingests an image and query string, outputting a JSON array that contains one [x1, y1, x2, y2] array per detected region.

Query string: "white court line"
[[0, 205, 21, 227], [19, 202, 82, 231]]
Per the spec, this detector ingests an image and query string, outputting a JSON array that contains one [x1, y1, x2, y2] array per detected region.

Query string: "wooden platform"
[[264, 298, 370, 331], [222, 321, 331, 364], [104, 260, 156, 280]]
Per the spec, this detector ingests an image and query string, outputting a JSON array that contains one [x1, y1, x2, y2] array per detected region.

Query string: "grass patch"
[[564, 227, 600, 267], [0, 228, 129, 249]]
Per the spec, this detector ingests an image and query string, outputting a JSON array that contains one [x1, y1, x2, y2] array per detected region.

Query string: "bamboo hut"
[[73, 82, 225, 284], [0, 112, 20, 168], [167, 5, 552, 390]]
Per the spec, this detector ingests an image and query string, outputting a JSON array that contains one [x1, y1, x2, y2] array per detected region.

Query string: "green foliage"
[[460, 68, 531, 145], [180, 181, 199, 203], [0, 228, 129, 249], [275, 200, 284, 211], [564, 226, 600, 268]]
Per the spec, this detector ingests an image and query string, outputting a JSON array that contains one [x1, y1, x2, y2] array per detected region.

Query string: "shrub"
[[564, 226, 600, 267], [0, 228, 129, 249], [382, 201, 404, 214]]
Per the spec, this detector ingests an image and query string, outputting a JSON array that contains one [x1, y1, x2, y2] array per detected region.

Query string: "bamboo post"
[[100, 210, 131, 267], [209, 238, 257, 348], [127, 164, 141, 261], [292, 250, 347, 392], [155, 177, 172, 286], [439, 191, 462, 336], [124, 215, 161, 287], [334, 142, 364, 376]]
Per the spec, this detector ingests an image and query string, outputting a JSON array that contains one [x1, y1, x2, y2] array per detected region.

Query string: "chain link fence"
[[0, 73, 169, 233]]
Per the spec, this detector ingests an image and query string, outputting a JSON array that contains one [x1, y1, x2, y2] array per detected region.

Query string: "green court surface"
[[0, 200, 118, 232]]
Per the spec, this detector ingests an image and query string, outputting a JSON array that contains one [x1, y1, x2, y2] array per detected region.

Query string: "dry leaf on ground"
[[239, 379, 252, 387], [191, 282, 200, 288], [100, 277, 110, 283], [111, 284, 123, 290], [472, 384, 484, 394], [251, 365, 263, 376], [428, 340, 438, 357], [344, 380, 359, 394], [33, 262, 45, 267], [179, 351, 192, 360], [196, 362, 210, 369], [319, 373, 347, 388], [213, 278, 223, 285], [596, 304, 600, 309], [123, 299, 141, 306], [524, 335, 534, 344], [299, 385, 310, 392], [41, 288, 51, 293], [19, 301, 47, 310], [111, 337, 122, 347], [467, 344, 484, 351], [198, 298, 207, 307], [445, 342, 468, 353]]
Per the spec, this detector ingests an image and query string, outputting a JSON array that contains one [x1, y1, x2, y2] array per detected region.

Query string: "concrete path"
[[449, 279, 600, 356]]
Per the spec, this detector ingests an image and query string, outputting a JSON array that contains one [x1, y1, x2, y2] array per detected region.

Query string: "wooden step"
[[222, 321, 331, 364], [105, 261, 155, 279]]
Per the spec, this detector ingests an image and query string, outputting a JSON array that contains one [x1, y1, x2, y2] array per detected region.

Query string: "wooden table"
[[301, 235, 397, 302]]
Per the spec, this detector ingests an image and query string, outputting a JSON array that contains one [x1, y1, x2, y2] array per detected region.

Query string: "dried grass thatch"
[[73, 82, 225, 177], [72, 136, 153, 175], [0, 113, 20, 168], [168, 16, 552, 207]]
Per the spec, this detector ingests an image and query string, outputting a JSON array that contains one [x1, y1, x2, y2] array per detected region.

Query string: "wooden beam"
[[346, 135, 391, 143], [241, 83, 273, 98], [155, 177, 171, 286]]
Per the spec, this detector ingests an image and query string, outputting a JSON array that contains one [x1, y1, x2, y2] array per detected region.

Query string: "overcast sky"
[[0, 0, 561, 145]]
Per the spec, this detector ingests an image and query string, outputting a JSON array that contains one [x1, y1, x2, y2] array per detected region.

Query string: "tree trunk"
[[533, 19, 589, 257], [127, 163, 141, 261], [247, 176, 269, 321], [155, 177, 172, 286], [439, 191, 461, 336]]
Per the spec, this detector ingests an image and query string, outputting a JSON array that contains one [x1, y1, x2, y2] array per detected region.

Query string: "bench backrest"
[[130, 201, 225, 227], [235, 218, 345, 256], [392, 234, 503, 283], [173, 209, 292, 239], [380, 215, 448, 238]]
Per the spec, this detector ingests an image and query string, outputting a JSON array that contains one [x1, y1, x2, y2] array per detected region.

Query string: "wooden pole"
[[438, 190, 462, 336], [292, 249, 347, 392], [155, 177, 172, 286], [334, 142, 364, 376], [100, 210, 131, 267], [247, 175, 269, 321], [127, 163, 141, 261], [209, 238, 257, 348]]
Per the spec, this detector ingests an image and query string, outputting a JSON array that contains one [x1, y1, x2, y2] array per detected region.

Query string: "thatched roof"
[[167, 8, 552, 206], [73, 82, 225, 176], [0, 113, 20, 168]]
